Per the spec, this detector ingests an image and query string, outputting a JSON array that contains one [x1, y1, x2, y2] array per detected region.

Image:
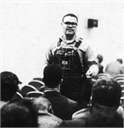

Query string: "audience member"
[[33, 96, 54, 114], [59, 108, 123, 127], [117, 58, 123, 64], [46, 13, 98, 108], [105, 59, 124, 77], [84, 109, 123, 127], [42, 64, 80, 120], [97, 54, 104, 73], [0, 71, 22, 102], [1, 99, 38, 127], [33, 96, 62, 128], [72, 78, 123, 119]]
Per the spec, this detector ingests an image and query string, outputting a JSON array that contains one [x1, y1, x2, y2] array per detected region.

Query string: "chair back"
[[28, 79, 44, 90], [114, 74, 124, 85], [114, 74, 124, 87], [11, 92, 23, 101], [26, 91, 43, 98], [98, 73, 112, 79], [20, 85, 37, 97], [39, 86, 45, 93], [114, 74, 124, 109]]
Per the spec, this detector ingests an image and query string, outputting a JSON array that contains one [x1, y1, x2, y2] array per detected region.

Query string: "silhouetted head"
[[117, 58, 123, 64], [1, 71, 21, 101], [1, 99, 38, 127], [43, 64, 62, 88], [97, 54, 103, 63], [91, 78, 122, 109]]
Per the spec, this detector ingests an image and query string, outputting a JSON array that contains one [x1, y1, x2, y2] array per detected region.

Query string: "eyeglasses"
[[64, 22, 77, 27]]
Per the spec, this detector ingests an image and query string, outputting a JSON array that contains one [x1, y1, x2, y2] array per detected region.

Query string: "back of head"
[[1, 99, 38, 127], [91, 78, 122, 109], [117, 58, 123, 64], [43, 64, 62, 88], [33, 96, 53, 114], [97, 54, 103, 63], [1, 71, 20, 101]]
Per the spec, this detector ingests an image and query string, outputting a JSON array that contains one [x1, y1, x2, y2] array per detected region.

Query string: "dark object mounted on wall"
[[88, 19, 98, 28]]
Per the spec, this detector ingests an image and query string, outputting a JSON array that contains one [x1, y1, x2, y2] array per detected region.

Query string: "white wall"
[[1, 0, 124, 84]]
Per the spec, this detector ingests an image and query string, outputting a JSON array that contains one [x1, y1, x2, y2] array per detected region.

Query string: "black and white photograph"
[[0, 0, 124, 127]]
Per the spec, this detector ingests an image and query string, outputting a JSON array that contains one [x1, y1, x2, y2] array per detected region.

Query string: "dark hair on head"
[[43, 64, 62, 88], [97, 54, 103, 63], [62, 13, 78, 22], [0, 71, 21, 101], [91, 78, 122, 109], [1, 99, 38, 127], [117, 58, 123, 64]]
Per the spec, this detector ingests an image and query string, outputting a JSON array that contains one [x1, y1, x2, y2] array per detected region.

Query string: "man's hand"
[[86, 64, 99, 78]]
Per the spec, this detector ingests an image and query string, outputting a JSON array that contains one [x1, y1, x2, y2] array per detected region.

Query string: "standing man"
[[46, 13, 98, 107]]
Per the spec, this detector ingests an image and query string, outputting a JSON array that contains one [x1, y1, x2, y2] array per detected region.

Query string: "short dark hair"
[[117, 58, 123, 64], [1, 71, 21, 101], [91, 78, 122, 109], [43, 64, 62, 88], [97, 54, 103, 63], [62, 13, 78, 22], [1, 99, 38, 127]]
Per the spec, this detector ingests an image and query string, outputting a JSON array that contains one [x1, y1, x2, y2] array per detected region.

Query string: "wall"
[[1, 0, 123, 84]]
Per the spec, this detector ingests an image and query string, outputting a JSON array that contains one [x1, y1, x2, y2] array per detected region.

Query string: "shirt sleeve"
[[79, 41, 97, 66], [86, 45, 97, 65], [45, 42, 57, 65]]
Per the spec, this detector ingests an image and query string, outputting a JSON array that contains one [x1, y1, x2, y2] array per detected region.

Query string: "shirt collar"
[[61, 35, 78, 44], [44, 87, 60, 93]]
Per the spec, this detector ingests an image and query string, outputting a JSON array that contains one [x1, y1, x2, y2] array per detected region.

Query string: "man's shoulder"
[[60, 94, 78, 105], [72, 108, 90, 119], [51, 37, 89, 49], [77, 38, 91, 51], [75, 36, 83, 42], [38, 112, 62, 128], [67, 97, 78, 104]]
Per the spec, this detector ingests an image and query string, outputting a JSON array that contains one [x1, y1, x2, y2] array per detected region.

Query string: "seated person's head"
[[1, 71, 21, 101], [1, 99, 38, 127], [117, 58, 123, 64], [42, 64, 62, 88], [91, 78, 122, 109], [33, 96, 54, 114], [84, 109, 123, 127], [97, 54, 103, 64]]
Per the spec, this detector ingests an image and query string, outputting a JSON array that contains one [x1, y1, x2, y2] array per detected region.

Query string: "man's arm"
[[85, 45, 99, 77], [46, 49, 54, 65]]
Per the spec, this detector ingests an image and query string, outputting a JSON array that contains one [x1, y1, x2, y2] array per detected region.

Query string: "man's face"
[[62, 16, 78, 36]]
